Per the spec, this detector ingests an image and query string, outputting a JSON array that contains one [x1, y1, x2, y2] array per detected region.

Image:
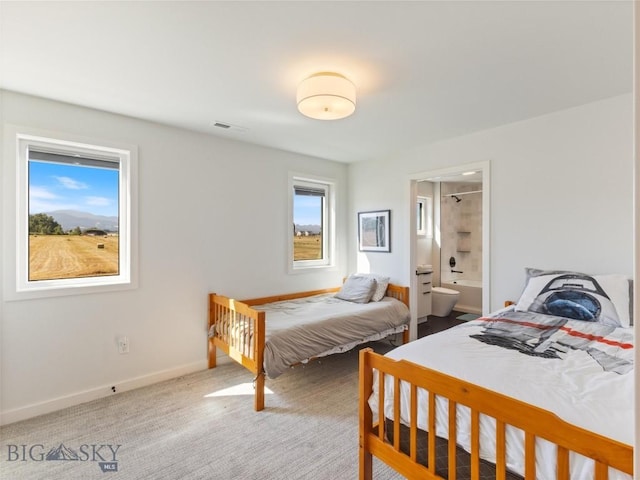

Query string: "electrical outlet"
[[117, 336, 129, 354]]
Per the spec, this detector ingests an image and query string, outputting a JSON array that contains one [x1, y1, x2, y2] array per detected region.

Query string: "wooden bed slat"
[[470, 409, 480, 480], [428, 392, 437, 475], [525, 432, 536, 479], [393, 377, 401, 451], [358, 348, 634, 480], [557, 446, 569, 480], [378, 370, 385, 441], [253, 312, 265, 411], [595, 461, 608, 480], [410, 384, 418, 461], [496, 419, 507, 480], [448, 399, 457, 480], [359, 347, 374, 480]]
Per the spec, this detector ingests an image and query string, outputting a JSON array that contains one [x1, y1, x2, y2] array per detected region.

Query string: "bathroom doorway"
[[408, 161, 490, 340]]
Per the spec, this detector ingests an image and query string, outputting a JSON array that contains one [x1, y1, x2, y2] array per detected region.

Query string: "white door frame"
[[407, 160, 491, 341]]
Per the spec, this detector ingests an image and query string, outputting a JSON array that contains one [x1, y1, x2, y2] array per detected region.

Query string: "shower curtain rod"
[[442, 190, 483, 197]]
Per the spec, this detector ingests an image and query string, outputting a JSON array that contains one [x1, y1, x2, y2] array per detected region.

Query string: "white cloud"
[[29, 199, 79, 214], [55, 176, 88, 190], [30, 186, 59, 200], [85, 196, 111, 207], [29, 185, 78, 213]]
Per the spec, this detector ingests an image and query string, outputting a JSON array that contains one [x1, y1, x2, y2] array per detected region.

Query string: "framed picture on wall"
[[358, 210, 391, 252]]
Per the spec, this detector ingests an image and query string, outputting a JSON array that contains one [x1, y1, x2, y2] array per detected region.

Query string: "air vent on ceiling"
[[211, 121, 248, 133]]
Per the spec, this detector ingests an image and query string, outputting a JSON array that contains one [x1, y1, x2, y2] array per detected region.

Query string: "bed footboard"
[[358, 348, 633, 480], [208, 293, 266, 411]]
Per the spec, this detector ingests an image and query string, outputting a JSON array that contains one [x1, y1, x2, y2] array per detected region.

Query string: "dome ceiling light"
[[296, 72, 356, 120]]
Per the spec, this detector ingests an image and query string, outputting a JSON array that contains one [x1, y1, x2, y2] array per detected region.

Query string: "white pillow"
[[522, 267, 633, 327], [354, 273, 390, 302], [335, 275, 376, 303], [515, 270, 631, 328]]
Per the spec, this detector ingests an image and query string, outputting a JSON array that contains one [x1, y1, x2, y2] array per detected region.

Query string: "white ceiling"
[[0, 1, 633, 163]]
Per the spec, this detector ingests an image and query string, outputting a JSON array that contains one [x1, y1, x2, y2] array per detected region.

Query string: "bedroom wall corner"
[[633, 0, 639, 472], [0, 89, 6, 425], [0, 91, 349, 424]]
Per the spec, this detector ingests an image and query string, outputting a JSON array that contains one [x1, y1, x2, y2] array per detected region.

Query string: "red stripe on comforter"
[[477, 316, 633, 349]]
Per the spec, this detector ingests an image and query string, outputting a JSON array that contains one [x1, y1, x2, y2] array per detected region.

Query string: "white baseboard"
[[0, 359, 208, 426]]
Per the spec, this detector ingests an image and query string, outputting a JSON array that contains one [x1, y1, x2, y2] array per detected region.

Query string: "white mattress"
[[369, 310, 634, 479]]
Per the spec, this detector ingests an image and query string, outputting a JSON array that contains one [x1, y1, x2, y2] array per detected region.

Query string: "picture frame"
[[358, 210, 391, 252]]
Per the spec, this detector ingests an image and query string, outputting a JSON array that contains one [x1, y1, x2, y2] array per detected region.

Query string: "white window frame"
[[288, 173, 335, 272], [8, 130, 138, 299], [417, 195, 433, 238]]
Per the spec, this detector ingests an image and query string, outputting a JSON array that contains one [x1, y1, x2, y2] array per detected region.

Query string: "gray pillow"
[[335, 275, 376, 303], [351, 273, 390, 302]]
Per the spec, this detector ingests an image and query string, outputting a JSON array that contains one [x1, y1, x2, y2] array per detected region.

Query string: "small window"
[[15, 133, 136, 296], [289, 175, 334, 270], [417, 196, 433, 238]]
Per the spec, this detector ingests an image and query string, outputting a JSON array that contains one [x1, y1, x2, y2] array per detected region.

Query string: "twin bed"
[[208, 274, 410, 411], [360, 269, 634, 479]]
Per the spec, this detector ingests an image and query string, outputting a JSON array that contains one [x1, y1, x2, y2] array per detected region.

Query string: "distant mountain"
[[294, 224, 321, 234], [46, 210, 119, 232]]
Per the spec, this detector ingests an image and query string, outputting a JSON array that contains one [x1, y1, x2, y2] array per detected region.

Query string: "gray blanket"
[[256, 294, 410, 378]]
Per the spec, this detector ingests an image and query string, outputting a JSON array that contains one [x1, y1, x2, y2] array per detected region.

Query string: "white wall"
[[0, 91, 348, 424], [0, 90, 634, 435], [633, 0, 639, 471], [349, 94, 633, 312]]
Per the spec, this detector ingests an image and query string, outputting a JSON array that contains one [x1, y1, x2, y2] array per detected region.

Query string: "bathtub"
[[441, 278, 482, 315]]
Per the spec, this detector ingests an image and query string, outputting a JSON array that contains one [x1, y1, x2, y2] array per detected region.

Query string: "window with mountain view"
[[15, 133, 135, 295], [28, 151, 120, 281], [290, 176, 334, 270]]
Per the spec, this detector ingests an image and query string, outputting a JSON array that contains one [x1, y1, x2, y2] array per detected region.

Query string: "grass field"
[[293, 235, 322, 261], [29, 235, 119, 281], [29, 235, 316, 280]]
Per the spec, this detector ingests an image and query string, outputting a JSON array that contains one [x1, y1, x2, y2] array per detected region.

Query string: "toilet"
[[432, 287, 460, 317]]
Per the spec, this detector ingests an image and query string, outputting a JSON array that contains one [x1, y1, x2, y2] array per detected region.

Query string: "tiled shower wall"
[[440, 182, 482, 282]]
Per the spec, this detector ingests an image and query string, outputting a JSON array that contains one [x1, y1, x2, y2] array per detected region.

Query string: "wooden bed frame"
[[359, 348, 634, 480], [208, 283, 409, 411]]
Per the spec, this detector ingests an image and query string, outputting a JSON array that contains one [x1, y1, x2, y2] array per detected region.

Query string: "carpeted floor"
[[0, 338, 406, 480], [0, 317, 461, 480]]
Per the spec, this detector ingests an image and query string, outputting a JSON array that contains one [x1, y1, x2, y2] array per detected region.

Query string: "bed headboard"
[[241, 287, 341, 306], [240, 282, 408, 308], [386, 284, 409, 308]]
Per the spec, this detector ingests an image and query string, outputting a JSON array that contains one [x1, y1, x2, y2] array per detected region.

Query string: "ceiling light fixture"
[[296, 72, 356, 120]]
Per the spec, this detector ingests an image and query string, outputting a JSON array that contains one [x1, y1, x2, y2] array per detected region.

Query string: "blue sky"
[[293, 195, 321, 226], [29, 161, 119, 217], [29, 161, 316, 223]]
